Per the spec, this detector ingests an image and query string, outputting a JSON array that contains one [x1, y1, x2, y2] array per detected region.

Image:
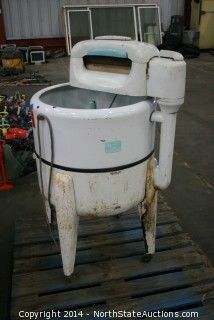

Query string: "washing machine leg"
[[53, 172, 79, 276], [37, 160, 52, 223], [138, 160, 157, 261]]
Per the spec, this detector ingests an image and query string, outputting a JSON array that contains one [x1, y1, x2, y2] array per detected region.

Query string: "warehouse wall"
[[0, 0, 6, 44], [2, 0, 185, 41], [2, 0, 64, 39], [1, 0, 181, 41], [160, 0, 185, 30]]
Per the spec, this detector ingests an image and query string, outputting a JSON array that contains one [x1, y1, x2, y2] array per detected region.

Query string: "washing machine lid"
[[69, 40, 159, 97]]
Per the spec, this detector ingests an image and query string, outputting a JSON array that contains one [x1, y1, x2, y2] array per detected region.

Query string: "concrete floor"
[[163, 53, 214, 263], [0, 54, 214, 319]]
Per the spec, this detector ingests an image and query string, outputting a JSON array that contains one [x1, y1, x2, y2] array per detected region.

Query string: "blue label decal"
[[105, 140, 121, 153]]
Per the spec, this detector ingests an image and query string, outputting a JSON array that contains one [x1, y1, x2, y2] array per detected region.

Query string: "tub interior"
[[40, 85, 148, 109]]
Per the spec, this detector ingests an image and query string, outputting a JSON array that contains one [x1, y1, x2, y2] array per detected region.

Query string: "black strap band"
[[35, 150, 154, 173]]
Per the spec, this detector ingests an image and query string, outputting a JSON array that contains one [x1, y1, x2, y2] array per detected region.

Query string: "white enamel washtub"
[[31, 39, 186, 276], [31, 83, 156, 217]]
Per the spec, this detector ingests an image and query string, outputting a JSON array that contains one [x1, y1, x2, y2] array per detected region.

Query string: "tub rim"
[[31, 82, 153, 119]]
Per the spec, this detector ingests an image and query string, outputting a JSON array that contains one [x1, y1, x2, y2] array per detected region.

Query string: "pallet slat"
[[11, 196, 214, 320], [12, 268, 214, 315], [14, 220, 184, 259], [14, 234, 191, 273], [14, 212, 179, 246], [12, 246, 203, 298]]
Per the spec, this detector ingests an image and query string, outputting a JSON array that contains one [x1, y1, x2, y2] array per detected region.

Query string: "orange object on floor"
[[0, 140, 14, 191]]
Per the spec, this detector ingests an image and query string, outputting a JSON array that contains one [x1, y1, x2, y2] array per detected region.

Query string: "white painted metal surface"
[[31, 39, 186, 276], [53, 173, 78, 276], [69, 40, 159, 96], [151, 108, 177, 189], [38, 161, 148, 217], [32, 89, 155, 169], [147, 53, 186, 103]]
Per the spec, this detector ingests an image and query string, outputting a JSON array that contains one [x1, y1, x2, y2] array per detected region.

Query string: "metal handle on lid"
[[95, 36, 132, 41]]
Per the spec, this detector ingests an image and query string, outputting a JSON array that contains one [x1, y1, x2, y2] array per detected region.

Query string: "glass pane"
[[69, 11, 91, 46], [139, 7, 161, 46], [91, 7, 136, 39]]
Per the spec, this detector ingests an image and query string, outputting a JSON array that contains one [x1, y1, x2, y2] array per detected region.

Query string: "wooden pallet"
[[11, 196, 214, 319]]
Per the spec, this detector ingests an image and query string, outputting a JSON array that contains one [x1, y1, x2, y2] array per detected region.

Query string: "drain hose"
[[37, 114, 58, 248]]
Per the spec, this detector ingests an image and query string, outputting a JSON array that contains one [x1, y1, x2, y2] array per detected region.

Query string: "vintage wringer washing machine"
[[31, 39, 186, 276]]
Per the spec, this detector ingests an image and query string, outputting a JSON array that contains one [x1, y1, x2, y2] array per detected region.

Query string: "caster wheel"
[[142, 253, 153, 262]]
